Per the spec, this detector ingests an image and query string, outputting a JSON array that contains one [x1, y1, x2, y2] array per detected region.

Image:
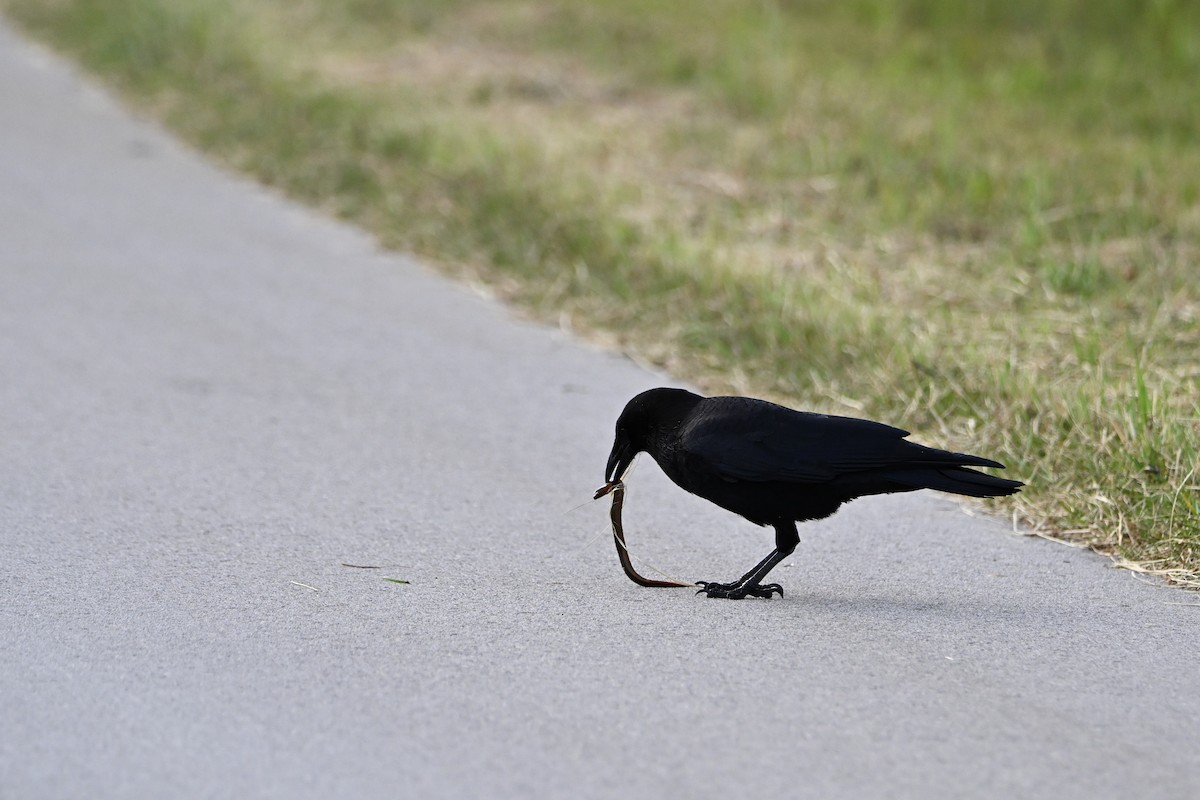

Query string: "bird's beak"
[[605, 438, 636, 484]]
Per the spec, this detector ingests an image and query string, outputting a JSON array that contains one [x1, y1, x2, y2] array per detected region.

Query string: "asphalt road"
[[2, 20, 1198, 800]]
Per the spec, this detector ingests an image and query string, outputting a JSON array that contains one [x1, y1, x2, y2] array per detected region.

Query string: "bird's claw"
[[695, 580, 738, 593], [695, 581, 783, 600]]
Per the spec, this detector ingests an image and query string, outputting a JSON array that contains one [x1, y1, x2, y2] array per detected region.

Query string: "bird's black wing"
[[680, 397, 998, 484]]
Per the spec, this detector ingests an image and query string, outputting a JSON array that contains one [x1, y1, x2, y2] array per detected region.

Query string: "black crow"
[[603, 388, 1023, 599]]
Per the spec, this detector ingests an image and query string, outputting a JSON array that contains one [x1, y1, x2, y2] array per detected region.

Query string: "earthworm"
[[594, 481, 690, 588]]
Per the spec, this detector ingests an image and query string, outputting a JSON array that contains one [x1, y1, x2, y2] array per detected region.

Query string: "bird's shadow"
[[761, 587, 1046, 625]]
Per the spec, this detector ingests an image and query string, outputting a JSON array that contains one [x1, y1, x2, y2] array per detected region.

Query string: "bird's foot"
[[694, 579, 739, 593], [695, 581, 783, 600]]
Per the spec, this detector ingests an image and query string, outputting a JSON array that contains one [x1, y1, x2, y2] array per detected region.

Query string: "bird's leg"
[[696, 550, 788, 599], [694, 551, 777, 594], [697, 521, 799, 600]]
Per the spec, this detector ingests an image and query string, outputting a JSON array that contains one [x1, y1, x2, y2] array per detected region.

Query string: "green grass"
[[6, 0, 1197, 584]]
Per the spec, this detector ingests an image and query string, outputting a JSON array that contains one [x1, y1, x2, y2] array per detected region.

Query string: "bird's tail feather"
[[885, 466, 1024, 498], [906, 446, 1005, 471]]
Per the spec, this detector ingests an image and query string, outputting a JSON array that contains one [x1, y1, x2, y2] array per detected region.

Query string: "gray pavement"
[[2, 19, 1198, 800]]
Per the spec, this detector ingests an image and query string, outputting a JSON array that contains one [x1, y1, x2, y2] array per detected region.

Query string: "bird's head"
[[605, 388, 701, 483]]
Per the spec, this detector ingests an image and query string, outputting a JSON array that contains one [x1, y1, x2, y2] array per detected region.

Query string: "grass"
[[5, 0, 1197, 584]]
